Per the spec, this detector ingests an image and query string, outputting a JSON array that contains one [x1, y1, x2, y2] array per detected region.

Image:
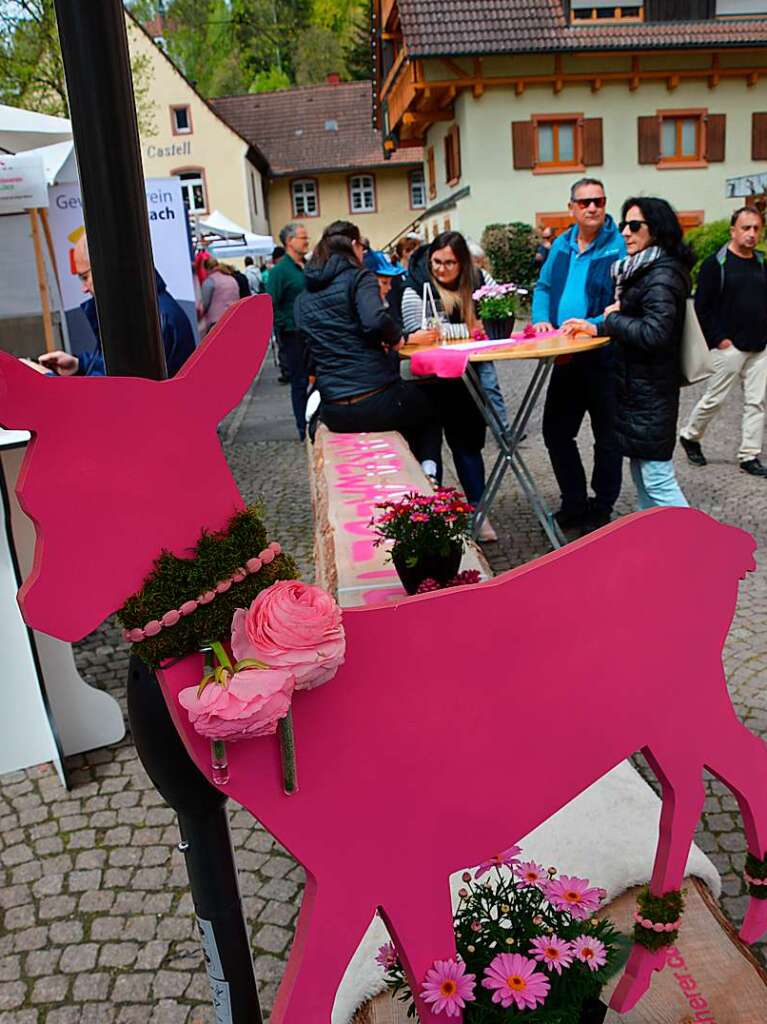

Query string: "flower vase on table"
[[473, 280, 528, 341], [371, 488, 473, 597], [483, 314, 515, 340]]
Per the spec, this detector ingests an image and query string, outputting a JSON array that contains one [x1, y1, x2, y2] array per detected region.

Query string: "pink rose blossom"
[[231, 580, 345, 691], [421, 958, 476, 1017], [545, 876, 606, 920], [482, 953, 550, 1010], [571, 935, 608, 972], [178, 667, 295, 740], [529, 935, 573, 975]]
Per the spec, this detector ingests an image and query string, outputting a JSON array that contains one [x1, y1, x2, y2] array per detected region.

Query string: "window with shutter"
[[752, 113, 767, 160], [530, 114, 585, 173], [427, 146, 436, 199], [657, 109, 708, 167]]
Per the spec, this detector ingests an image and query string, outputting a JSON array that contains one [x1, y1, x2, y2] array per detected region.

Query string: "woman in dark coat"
[[294, 220, 441, 477], [602, 196, 693, 508]]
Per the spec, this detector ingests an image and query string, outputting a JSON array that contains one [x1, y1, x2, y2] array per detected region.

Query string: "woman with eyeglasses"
[[294, 220, 442, 479], [401, 231, 508, 541], [601, 197, 694, 508]]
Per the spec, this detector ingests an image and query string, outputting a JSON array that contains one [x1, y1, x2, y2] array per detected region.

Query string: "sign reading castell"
[[0, 153, 48, 213]]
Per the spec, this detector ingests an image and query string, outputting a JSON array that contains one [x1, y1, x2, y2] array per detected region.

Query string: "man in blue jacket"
[[532, 177, 625, 533], [36, 234, 195, 378]]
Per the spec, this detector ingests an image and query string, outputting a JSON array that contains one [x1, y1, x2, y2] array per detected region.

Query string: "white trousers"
[[681, 345, 767, 463]]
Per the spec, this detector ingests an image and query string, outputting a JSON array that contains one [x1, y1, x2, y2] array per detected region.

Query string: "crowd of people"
[[26, 176, 767, 546], [268, 175, 767, 544]]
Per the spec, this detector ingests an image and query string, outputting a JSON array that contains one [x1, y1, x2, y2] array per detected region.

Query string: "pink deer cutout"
[[3, 294, 767, 1023]]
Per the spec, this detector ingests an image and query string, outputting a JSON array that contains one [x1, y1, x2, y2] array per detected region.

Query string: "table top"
[[401, 331, 610, 363]]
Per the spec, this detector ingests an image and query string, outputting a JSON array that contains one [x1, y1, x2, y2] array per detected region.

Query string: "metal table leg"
[[465, 359, 565, 548]]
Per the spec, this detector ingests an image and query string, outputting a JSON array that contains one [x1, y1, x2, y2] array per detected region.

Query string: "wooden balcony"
[[386, 61, 417, 133]]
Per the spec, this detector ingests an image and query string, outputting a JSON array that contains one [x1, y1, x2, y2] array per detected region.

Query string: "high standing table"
[[402, 332, 610, 550]]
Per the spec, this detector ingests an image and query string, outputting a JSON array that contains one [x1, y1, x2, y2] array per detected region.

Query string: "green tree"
[[0, 0, 68, 114], [295, 24, 344, 85]]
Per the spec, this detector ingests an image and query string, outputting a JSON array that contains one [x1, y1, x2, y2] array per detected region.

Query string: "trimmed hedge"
[[685, 219, 730, 285], [481, 222, 538, 293]]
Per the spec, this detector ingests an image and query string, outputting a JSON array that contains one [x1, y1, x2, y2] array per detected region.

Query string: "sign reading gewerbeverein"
[[0, 154, 48, 213]]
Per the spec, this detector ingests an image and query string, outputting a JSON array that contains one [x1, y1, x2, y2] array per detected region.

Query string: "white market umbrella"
[[0, 104, 72, 154]]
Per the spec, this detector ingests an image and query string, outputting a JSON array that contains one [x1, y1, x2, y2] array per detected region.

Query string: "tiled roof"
[[211, 81, 421, 176], [396, 0, 767, 55]]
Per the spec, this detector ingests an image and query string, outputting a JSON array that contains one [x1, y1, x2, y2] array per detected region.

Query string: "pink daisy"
[[571, 935, 608, 971], [474, 845, 522, 879], [482, 953, 550, 1010], [375, 942, 397, 971], [529, 935, 574, 975], [421, 959, 476, 1017], [545, 875, 606, 920], [514, 860, 548, 890]]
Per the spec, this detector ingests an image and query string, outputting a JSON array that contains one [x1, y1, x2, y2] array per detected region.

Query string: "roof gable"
[[212, 81, 422, 176], [395, 0, 767, 55]]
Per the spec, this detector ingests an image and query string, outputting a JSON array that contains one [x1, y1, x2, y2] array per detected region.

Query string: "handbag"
[[680, 298, 715, 387]]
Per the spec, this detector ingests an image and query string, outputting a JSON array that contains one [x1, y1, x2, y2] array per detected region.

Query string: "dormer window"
[[571, 2, 644, 20]]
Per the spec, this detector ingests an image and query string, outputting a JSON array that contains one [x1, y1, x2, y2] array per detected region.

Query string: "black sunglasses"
[[619, 219, 648, 234], [572, 196, 606, 209]]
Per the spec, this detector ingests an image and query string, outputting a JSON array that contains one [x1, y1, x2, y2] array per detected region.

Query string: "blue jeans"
[[629, 459, 688, 510], [475, 361, 510, 434]]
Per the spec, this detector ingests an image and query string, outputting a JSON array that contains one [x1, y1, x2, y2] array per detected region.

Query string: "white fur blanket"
[[331, 761, 720, 1024]]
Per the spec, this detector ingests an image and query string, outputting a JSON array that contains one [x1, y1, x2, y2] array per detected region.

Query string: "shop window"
[[409, 168, 426, 209], [175, 169, 207, 214], [348, 174, 377, 214], [291, 178, 319, 218], [171, 105, 192, 135], [444, 125, 461, 186]]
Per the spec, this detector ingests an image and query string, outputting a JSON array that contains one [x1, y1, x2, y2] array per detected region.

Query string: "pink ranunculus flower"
[[178, 667, 295, 740], [231, 580, 346, 691]]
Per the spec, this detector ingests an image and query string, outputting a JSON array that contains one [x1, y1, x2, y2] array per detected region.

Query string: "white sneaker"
[[477, 518, 498, 543]]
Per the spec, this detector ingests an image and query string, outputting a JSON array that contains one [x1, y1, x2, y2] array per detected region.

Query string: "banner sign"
[[0, 154, 48, 213], [726, 173, 767, 198], [47, 177, 195, 353]]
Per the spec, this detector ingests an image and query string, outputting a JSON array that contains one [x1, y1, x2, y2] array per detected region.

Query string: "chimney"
[[326, 73, 341, 85]]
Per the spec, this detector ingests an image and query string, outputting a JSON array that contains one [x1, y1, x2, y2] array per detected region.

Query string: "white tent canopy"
[[0, 104, 71, 154], [19, 140, 78, 186], [198, 210, 274, 259]]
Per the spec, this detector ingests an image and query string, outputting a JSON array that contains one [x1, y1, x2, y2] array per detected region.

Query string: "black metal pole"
[[53, 3, 262, 1019]]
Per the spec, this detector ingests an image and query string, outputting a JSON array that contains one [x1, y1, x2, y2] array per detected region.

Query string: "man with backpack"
[[680, 206, 767, 477]]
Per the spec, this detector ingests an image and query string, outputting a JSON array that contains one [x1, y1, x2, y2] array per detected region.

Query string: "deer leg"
[[379, 881, 459, 1024], [269, 874, 373, 1024], [610, 747, 705, 1014], [704, 721, 767, 944]]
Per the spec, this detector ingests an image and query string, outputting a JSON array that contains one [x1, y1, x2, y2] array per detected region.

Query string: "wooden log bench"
[[309, 425, 491, 606], [308, 425, 767, 1024]]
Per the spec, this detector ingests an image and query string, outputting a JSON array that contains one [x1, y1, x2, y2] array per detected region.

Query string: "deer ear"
[[176, 296, 274, 422], [0, 351, 45, 429]]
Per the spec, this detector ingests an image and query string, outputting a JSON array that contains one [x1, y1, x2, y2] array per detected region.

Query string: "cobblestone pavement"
[[1, 355, 766, 1021]]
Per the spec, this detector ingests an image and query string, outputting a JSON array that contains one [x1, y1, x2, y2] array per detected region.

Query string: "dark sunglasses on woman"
[[619, 219, 649, 234]]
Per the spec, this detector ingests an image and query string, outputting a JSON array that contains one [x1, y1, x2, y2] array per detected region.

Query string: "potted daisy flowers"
[[472, 282, 529, 340], [378, 847, 629, 1022]]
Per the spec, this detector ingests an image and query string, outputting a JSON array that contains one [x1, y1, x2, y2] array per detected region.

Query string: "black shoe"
[[278, 373, 291, 385], [740, 458, 767, 477], [554, 507, 588, 530], [679, 435, 707, 467], [580, 504, 611, 536]]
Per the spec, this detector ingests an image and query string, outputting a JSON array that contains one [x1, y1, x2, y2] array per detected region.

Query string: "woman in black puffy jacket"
[[602, 197, 693, 509], [294, 220, 441, 478]]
